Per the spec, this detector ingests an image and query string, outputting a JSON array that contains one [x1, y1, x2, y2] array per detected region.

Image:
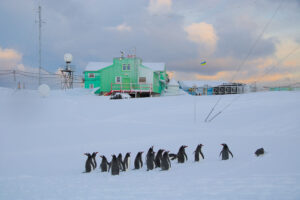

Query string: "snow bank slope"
[[0, 88, 300, 200]]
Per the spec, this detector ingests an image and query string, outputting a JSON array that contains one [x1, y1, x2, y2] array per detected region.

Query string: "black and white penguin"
[[220, 143, 233, 160], [146, 146, 155, 171], [123, 152, 131, 171], [194, 144, 204, 162], [134, 151, 143, 169], [83, 153, 93, 173], [109, 155, 120, 175], [178, 145, 188, 163], [161, 151, 171, 170], [170, 145, 188, 163], [99, 155, 110, 172], [155, 149, 164, 168], [117, 153, 125, 171], [91, 152, 98, 170], [255, 148, 264, 156]]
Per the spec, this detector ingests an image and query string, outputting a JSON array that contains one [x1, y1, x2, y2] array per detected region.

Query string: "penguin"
[[255, 148, 264, 156], [123, 152, 131, 171], [91, 152, 98, 170], [134, 151, 143, 169], [161, 151, 171, 170], [194, 144, 204, 162], [155, 149, 164, 168], [83, 153, 93, 173], [117, 153, 125, 171], [146, 146, 155, 171], [170, 145, 188, 163], [109, 155, 120, 175], [177, 145, 188, 163], [99, 155, 110, 172], [220, 143, 233, 160]]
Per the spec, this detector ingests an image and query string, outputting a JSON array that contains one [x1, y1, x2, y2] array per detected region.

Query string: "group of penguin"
[[83, 144, 265, 175]]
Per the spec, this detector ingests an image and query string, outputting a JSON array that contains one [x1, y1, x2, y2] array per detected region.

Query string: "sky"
[[0, 0, 300, 86]]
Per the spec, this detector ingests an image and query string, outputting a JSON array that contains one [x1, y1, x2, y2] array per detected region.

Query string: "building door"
[[122, 78, 130, 90]]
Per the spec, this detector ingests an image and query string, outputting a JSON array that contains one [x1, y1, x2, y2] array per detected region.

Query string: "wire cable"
[[204, 0, 285, 122]]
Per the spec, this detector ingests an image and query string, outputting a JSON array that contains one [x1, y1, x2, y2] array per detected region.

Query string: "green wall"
[[84, 57, 167, 95]]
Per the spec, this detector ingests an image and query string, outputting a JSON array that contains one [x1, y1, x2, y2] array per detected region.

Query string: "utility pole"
[[38, 5, 42, 86]]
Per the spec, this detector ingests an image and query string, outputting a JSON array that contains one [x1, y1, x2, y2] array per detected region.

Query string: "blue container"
[[207, 88, 213, 95]]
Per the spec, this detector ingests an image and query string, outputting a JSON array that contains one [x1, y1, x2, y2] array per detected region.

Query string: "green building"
[[84, 56, 168, 97]]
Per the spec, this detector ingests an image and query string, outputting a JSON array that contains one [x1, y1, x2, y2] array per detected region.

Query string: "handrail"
[[111, 83, 152, 93]]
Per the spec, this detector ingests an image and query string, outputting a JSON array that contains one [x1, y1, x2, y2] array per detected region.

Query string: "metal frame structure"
[[213, 83, 245, 95]]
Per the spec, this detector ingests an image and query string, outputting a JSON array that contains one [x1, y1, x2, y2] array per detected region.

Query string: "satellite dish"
[[64, 53, 73, 63], [38, 84, 50, 97]]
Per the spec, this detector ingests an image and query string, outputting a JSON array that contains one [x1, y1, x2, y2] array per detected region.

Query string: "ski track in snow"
[[0, 88, 300, 199]]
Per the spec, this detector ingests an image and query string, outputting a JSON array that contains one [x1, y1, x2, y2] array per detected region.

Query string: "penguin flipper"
[[200, 152, 205, 159], [108, 163, 112, 172], [184, 152, 188, 161], [169, 154, 177, 160], [229, 150, 233, 158]]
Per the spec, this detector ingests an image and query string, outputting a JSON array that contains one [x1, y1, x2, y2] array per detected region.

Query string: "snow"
[[168, 79, 179, 86], [0, 87, 300, 200], [142, 62, 165, 71], [85, 62, 113, 71]]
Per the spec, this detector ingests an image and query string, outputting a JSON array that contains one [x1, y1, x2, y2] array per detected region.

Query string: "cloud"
[[0, 0, 299, 87], [275, 38, 300, 68], [0, 46, 45, 73], [0, 46, 22, 69], [148, 0, 172, 15], [184, 22, 218, 55], [106, 23, 132, 32]]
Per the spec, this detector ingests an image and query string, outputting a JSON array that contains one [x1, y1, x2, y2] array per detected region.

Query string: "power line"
[[255, 45, 300, 84], [204, 0, 285, 123], [208, 44, 300, 122]]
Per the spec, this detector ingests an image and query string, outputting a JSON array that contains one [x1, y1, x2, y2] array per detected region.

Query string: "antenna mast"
[[38, 5, 42, 86]]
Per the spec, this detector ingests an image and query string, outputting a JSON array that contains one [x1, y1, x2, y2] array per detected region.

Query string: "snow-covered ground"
[[0, 87, 300, 200]]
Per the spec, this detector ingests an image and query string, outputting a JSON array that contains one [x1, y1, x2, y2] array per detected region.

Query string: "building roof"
[[142, 62, 165, 71], [84, 61, 165, 72], [85, 62, 113, 71]]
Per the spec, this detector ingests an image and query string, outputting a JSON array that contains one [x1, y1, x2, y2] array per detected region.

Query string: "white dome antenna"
[[64, 53, 73, 64]]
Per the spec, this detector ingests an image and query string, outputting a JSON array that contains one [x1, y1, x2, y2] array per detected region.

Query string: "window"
[[88, 73, 95, 78], [89, 84, 94, 89], [139, 77, 146, 83], [122, 64, 131, 71], [115, 76, 121, 83]]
